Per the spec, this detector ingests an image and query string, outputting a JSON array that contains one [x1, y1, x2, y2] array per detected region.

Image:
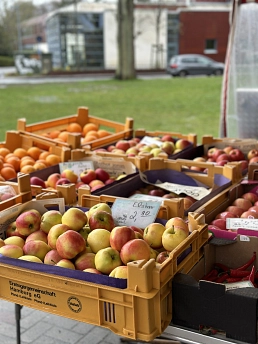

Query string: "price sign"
[[59, 161, 94, 175], [129, 193, 164, 203], [156, 182, 210, 200], [111, 199, 160, 227], [226, 218, 258, 231], [140, 136, 163, 147]]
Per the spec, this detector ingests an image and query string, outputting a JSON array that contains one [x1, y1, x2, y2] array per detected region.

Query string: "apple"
[[19, 255, 43, 263], [30, 176, 46, 188], [216, 160, 229, 167], [23, 240, 51, 261], [129, 226, 144, 239], [207, 147, 218, 159], [105, 178, 116, 185], [161, 134, 174, 142], [109, 265, 128, 279], [229, 148, 245, 161], [210, 219, 227, 231], [80, 169, 96, 184], [5, 221, 25, 239], [83, 268, 102, 274], [44, 249, 62, 265], [126, 147, 139, 156], [249, 157, 258, 164], [62, 207, 87, 232], [247, 149, 258, 160], [225, 206, 245, 217], [78, 225, 91, 242], [223, 146, 234, 154], [128, 139, 137, 147], [55, 259, 75, 269], [248, 206, 258, 213], [25, 230, 48, 244], [241, 211, 258, 219], [0, 193, 15, 201], [184, 197, 195, 210], [239, 160, 249, 171], [110, 226, 135, 251], [74, 252, 96, 270], [232, 198, 253, 211], [0, 244, 23, 258], [56, 230, 86, 259], [46, 173, 61, 189], [165, 217, 189, 233], [175, 139, 191, 151], [95, 247, 122, 274], [90, 180, 105, 192], [88, 203, 112, 217], [47, 223, 70, 249], [208, 224, 225, 232], [156, 251, 170, 264], [16, 210, 41, 237], [215, 211, 235, 220], [216, 154, 231, 162], [4, 236, 25, 249], [143, 222, 166, 249], [40, 210, 63, 234], [55, 177, 71, 187], [120, 239, 151, 265], [107, 144, 116, 152], [88, 210, 115, 232], [150, 147, 163, 157], [162, 224, 188, 252], [115, 140, 130, 152], [148, 189, 166, 197], [61, 169, 78, 183], [242, 192, 258, 205], [161, 141, 175, 155], [87, 228, 111, 253], [95, 168, 110, 183], [212, 149, 226, 161]]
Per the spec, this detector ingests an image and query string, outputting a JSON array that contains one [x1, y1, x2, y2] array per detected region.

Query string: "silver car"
[[167, 54, 225, 77]]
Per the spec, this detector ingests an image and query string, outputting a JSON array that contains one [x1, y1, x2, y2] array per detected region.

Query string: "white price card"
[[225, 280, 254, 290], [140, 136, 163, 147], [59, 161, 94, 175], [129, 193, 164, 203], [111, 199, 160, 227], [155, 182, 210, 200], [226, 218, 258, 231]]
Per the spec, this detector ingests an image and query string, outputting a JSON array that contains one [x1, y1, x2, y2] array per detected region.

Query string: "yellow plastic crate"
[[0, 199, 208, 342]]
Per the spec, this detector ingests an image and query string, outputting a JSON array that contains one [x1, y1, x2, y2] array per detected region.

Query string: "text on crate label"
[[226, 218, 258, 231], [156, 182, 210, 200], [112, 199, 160, 227]]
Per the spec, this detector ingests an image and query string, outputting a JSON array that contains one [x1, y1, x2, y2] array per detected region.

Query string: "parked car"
[[167, 54, 225, 77]]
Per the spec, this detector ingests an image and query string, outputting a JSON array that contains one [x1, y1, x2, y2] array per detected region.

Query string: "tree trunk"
[[115, 0, 136, 80]]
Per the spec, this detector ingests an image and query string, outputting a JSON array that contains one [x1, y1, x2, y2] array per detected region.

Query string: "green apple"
[[55, 259, 75, 269], [95, 247, 122, 274], [109, 265, 128, 279], [143, 223, 166, 249], [0, 244, 24, 258], [40, 210, 63, 234], [162, 226, 188, 252], [88, 203, 112, 217], [4, 236, 25, 249], [19, 255, 43, 263]]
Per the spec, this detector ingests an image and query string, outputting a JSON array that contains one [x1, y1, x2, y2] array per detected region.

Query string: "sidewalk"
[[0, 299, 130, 344]]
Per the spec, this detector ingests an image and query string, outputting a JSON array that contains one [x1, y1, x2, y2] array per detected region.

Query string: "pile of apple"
[[30, 167, 123, 193], [94, 135, 192, 158], [208, 192, 258, 232], [0, 203, 190, 279], [190, 146, 258, 173]]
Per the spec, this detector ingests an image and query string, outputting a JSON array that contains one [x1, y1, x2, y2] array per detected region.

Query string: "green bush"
[[0, 56, 14, 66]]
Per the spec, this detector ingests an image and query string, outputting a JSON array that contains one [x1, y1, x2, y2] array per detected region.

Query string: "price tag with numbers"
[[140, 136, 163, 147], [59, 161, 94, 175], [156, 182, 210, 200], [111, 199, 161, 227], [227, 218, 258, 231]]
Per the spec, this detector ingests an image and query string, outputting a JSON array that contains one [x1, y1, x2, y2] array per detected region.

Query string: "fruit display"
[[0, 202, 192, 280]]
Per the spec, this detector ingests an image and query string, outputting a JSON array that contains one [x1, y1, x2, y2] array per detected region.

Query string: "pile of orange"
[[0, 146, 62, 181], [81, 123, 111, 145]]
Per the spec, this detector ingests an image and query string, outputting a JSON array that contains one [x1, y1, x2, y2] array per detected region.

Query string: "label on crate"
[[129, 193, 164, 203], [59, 161, 95, 175], [224, 280, 254, 290], [226, 218, 258, 231], [140, 136, 163, 147], [111, 199, 160, 227], [154, 182, 210, 200]]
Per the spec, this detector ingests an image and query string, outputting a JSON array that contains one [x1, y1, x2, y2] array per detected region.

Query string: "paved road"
[[0, 66, 170, 85]]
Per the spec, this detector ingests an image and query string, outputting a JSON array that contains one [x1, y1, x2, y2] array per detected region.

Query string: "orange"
[[49, 130, 61, 139], [33, 162, 47, 170], [39, 151, 51, 160], [0, 159, 3, 171], [27, 147, 42, 161], [0, 148, 11, 158], [4, 153, 16, 161], [0, 166, 16, 180], [3, 163, 15, 169], [81, 135, 98, 144], [41, 132, 51, 139], [20, 158, 35, 169], [85, 130, 99, 138], [97, 129, 111, 138], [0, 175, 5, 181], [82, 123, 99, 136], [5, 156, 20, 172], [66, 122, 83, 133], [45, 154, 61, 166], [20, 165, 36, 174], [58, 131, 69, 142], [13, 148, 28, 159]]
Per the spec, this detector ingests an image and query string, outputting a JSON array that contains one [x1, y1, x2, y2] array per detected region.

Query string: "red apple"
[[249, 157, 258, 164], [212, 149, 225, 161], [95, 168, 110, 183], [248, 206, 258, 213], [216, 160, 229, 166], [55, 177, 71, 187], [210, 218, 227, 231], [88, 210, 115, 232], [232, 198, 253, 211], [115, 140, 130, 152], [229, 148, 245, 161], [239, 160, 249, 171], [148, 189, 166, 197], [129, 226, 144, 239], [242, 192, 258, 205], [156, 251, 170, 264], [225, 206, 245, 217], [110, 226, 136, 251], [241, 211, 258, 219], [30, 176, 46, 188], [56, 230, 86, 259], [80, 169, 96, 184], [161, 134, 174, 142], [215, 212, 235, 220], [16, 210, 41, 237], [74, 251, 96, 271], [120, 239, 150, 265], [247, 149, 258, 161], [208, 224, 226, 232], [216, 154, 231, 162], [223, 146, 234, 154]]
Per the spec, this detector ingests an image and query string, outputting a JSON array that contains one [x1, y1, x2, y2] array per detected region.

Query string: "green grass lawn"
[[0, 76, 223, 143]]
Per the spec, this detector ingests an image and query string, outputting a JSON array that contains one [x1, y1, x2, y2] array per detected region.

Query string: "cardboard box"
[[172, 235, 258, 344], [17, 106, 134, 150], [0, 199, 208, 342]]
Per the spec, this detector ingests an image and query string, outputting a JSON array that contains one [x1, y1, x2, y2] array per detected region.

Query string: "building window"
[[204, 39, 217, 54]]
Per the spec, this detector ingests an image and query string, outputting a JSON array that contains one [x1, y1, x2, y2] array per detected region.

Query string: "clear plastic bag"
[[0, 185, 17, 202]]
